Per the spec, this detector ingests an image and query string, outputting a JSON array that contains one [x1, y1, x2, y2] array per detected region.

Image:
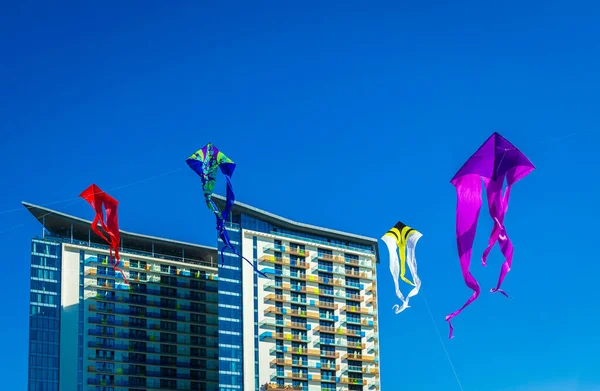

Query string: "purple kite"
[[445, 132, 535, 339]]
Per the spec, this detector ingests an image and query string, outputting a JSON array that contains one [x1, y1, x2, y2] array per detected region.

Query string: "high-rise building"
[[25, 196, 382, 391], [211, 195, 381, 391], [25, 202, 220, 391]]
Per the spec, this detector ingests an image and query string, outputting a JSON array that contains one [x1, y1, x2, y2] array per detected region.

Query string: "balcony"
[[318, 313, 336, 321], [85, 268, 97, 276], [319, 362, 340, 371], [320, 350, 339, 358], [315, 301, 338, 310], [264, 306, 285, 316], [343, 353, 376, 362], [341, 377, 367, 386], [346, 318, 375, 328], [260, 255, 310, 269], [261, 332, 309, 343], [316, 253, 345, 263], [290, 347, 320, 356], [285, 372, 310, 381], [314, 325, 336, 333], [342, 305, 372, 315], [345, 269, 371, 279], [290, 297, 307, 305], [270, 358, 309, 367], [260, 319, 309, 330], [262, 383, 304, 391], [263, 244, 310, 257], [309, 276, 343, 287], [343, 292, 363, 301], [346, 341, 366, 349], [265, 294, 287, 303], [263, 281, 320, 295], [341, 328, 365, 337]]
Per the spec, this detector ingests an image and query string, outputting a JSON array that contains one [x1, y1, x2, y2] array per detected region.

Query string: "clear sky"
[[0, 1, 599, 390]]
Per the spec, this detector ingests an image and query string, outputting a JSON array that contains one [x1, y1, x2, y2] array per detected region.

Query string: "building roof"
[[22, 202, 218, 267], [212, 194, 380, 261]]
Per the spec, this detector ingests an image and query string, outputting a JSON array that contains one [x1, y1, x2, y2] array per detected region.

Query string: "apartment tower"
[[25, 203, 220, 391], [211, 195, 381, 391]]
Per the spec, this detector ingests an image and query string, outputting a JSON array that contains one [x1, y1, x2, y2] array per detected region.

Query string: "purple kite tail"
[[446, 175, 484, 339], [481, 179, 515, 297]]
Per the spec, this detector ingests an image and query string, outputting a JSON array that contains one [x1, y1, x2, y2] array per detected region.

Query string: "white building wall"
[[242, 230, 257, 391], [59, 245, 80, 391]]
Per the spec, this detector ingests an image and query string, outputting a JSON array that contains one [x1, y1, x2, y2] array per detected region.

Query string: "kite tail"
[[90, 216, 110, 244], [403, 232, 422, 305], [219, 245, 269, 279], [483, 180, 514, 298], [218, 219, 269, 279], [399, 242, 415, 287], [446, 175, 483, 339], [109, 251, 129, 285], [381, 235, 407, 313], [445, 277, 480, 339], [490, 224, 514, 298]]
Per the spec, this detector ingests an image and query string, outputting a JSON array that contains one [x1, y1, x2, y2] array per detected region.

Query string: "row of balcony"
[[89, 304, 188, 322], [88, 329, 218, 346], [84, 275, 219, 295], [265, 294, 340, 309], [84, 279, 218, 302], [264, 305, 373, 317], [90, 296, 218, 315], [87, 366, 218, 381], [268, 359, 379, 376], [88, 316, 218, 330], [260, 255, 374, 278], [87, 341, 219, 357], [262, 271, 369, 288], [262, 381, 379, 391], [86, 378, 216, 388], [259, 316, 374, 329], [262, 244, 374, 269], [266, 292, 365, 306], [270, 372, 369, 385], [87, 354, 218, 371], [267, 346, 377, 362], [264, 281, 369, 295], [85, 257, 218, 280], [260, 328, 368, 339]]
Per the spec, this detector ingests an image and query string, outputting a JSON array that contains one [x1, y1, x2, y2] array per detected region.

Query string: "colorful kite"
[[382, 221, 423, 313], [445, 132, 535, 338], [186, 142, 267, 277], [80, 184, 128, 284]]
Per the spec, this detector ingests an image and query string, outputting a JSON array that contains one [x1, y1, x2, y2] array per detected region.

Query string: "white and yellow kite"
[[381, 221, 423, 314]]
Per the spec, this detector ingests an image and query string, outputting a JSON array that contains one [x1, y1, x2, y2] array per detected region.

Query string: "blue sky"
[[1, 1, 599, 390]]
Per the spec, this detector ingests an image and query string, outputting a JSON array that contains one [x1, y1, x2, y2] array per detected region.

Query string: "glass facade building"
[[25, 203, 220, 391], [25, 197, 382, 391], [29, 239, 62, 391]]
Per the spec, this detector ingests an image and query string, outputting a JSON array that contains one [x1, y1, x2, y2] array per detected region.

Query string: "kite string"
[[0, 167, 185, 216], [0, 199, 83, 236], [421, 290, 465, 391], [0, 167, 185, 237]]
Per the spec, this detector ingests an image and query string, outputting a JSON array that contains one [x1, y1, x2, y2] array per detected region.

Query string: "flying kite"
[[382, 221, 423, 313], [445, 132, 535, 338], [80, 184, 128, 284], [186, 142, 267, 277]]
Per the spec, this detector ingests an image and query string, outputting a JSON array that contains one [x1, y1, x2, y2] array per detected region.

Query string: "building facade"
[[26, 197, 381, 391], [25, 203, 220, 391], [212, 195, 382, 391]]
